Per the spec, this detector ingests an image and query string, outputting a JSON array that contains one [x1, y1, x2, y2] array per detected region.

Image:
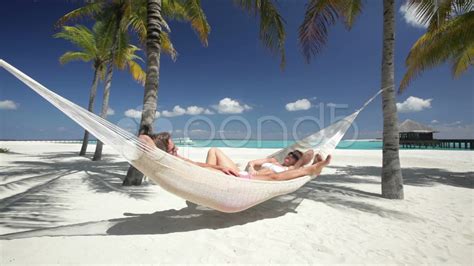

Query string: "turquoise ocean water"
[[176, 139, 465, 150], [7, 139, 468, 150], [185, 139, 383, 149]]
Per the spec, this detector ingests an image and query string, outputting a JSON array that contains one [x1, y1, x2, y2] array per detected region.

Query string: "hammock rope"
[[0, 59, 385, 213]]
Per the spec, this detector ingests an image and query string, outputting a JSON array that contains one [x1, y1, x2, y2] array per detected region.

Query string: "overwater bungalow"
[[399, 119, 473, 149]]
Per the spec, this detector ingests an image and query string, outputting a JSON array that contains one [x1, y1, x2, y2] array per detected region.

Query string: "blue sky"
[[0, 0, 472, 140]]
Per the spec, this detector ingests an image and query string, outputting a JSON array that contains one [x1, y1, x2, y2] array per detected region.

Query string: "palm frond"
[[399, 11, 474, 92], [54, 25, 97, 56], [298, 0, 339, 63], [405, 0, 473, 31], [113, 30, 130, 69], [59, 51, 93, 64], [405, 0, 436, 28], [93, 21, 115, 62], [161, 31, 178, 61], [183, 0, 211, 46], [235, 0, 286, 68], [163, 0, 188, 21], [126, 45, 144, 63], [452, 0, 474, 15], [55, 0, 104, 27], [127, 60, 146, 85], [451, 43, 474, 77], [128, 13, 147, 44], [334, 0, 363, 29]]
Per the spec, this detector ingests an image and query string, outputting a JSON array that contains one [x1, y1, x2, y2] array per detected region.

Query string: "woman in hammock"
[[139, 130, 331, 181]]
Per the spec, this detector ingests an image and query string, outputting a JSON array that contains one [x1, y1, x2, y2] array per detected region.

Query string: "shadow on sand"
[[326, 165, 474, 189], [1, 154, 471, 240], [0, 152, 156, 233]]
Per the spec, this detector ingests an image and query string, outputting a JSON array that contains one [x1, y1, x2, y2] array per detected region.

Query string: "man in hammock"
[[138, 130, 331, 181]]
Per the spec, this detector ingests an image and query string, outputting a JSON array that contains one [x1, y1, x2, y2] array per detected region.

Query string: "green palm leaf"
[[183, 0, 211, 46], [298, 0, 363, 63], [58, 51, 93, 64], [400, 10, 474, 92], [55, 25, 98, 55], [235, 0, 286, 68], [161, 31, 178, 61], [55, 0, 104, 27], [452, 43, 474, 77], [127, 60, 146, 85], [298, 0, 340, 63], [405, 0, 473, 30]]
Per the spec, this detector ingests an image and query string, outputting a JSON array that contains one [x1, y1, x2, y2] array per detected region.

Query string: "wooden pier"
[[400, 139, 474, 150]]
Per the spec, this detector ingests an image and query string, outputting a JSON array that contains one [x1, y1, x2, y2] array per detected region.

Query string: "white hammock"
[[0, 59, 382, 213]]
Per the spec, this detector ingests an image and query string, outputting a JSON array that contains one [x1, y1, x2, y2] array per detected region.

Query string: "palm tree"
[[299, 0, 404, 199], [57, 0, 148, 161], [54, 23, 110, 156], [123, 0, 288, 185], [56, 0, 286, 184], [123, 0, 211, 185], [92, 28, 147, 161], [399, 0, 474, 92]]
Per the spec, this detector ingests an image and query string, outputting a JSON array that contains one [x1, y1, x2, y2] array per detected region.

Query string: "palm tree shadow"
[[0, 195, 303, 240], [326, 165, 474, 189], [3, 155, 466, 239], [0, 152, 157, 232]]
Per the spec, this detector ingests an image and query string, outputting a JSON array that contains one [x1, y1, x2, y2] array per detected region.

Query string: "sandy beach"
[[0, 141, 472, 264]]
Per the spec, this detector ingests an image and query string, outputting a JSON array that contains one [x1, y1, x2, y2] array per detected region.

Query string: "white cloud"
[[0, 100, 18, 110], [156, 105, 215, 117], [214, 98, 251, 114], [204, 109, 215, 115], [399, 2, 429, 29], [431, 119, 439, 124], [124, 109, 142, 119], [126, 101, 243, 120], [185, 106, 204, 115], [124, 109, 160, 119], [286, 99, 311, 111], [162, 105, 186, 117], [107, 107, 115, 116], [444, 120, 462, 127], [397, 96, 432, 113]]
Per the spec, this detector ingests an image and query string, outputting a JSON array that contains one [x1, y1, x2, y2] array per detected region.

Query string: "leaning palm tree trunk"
[[381, 0, 403, 199], [79, 67, 100, 156], [123, 0, 163, 186], [93, 62, 114, 161]]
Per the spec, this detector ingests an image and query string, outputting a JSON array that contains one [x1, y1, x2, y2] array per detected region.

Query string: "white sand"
[[0, 141, 473, 264]]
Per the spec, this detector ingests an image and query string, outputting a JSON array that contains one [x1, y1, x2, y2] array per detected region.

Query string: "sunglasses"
[[287, 152, 300, 161]]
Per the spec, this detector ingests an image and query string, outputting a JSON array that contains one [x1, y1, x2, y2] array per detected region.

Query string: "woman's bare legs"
[[205, 147, 240, 171], [253, 155, 332, 181]]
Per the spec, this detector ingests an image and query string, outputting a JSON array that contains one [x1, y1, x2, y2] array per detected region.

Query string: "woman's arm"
[[246, 157, 277, 174]]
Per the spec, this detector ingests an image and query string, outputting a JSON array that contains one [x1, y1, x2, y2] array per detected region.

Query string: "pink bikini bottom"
[[238, 171, 253, 179]]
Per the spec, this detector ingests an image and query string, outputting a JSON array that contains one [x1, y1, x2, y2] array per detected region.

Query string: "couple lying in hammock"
[[139, 129, 331, 181]]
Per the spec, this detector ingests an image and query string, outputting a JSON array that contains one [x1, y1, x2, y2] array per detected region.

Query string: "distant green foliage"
[[0, 147, 10, 153]]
